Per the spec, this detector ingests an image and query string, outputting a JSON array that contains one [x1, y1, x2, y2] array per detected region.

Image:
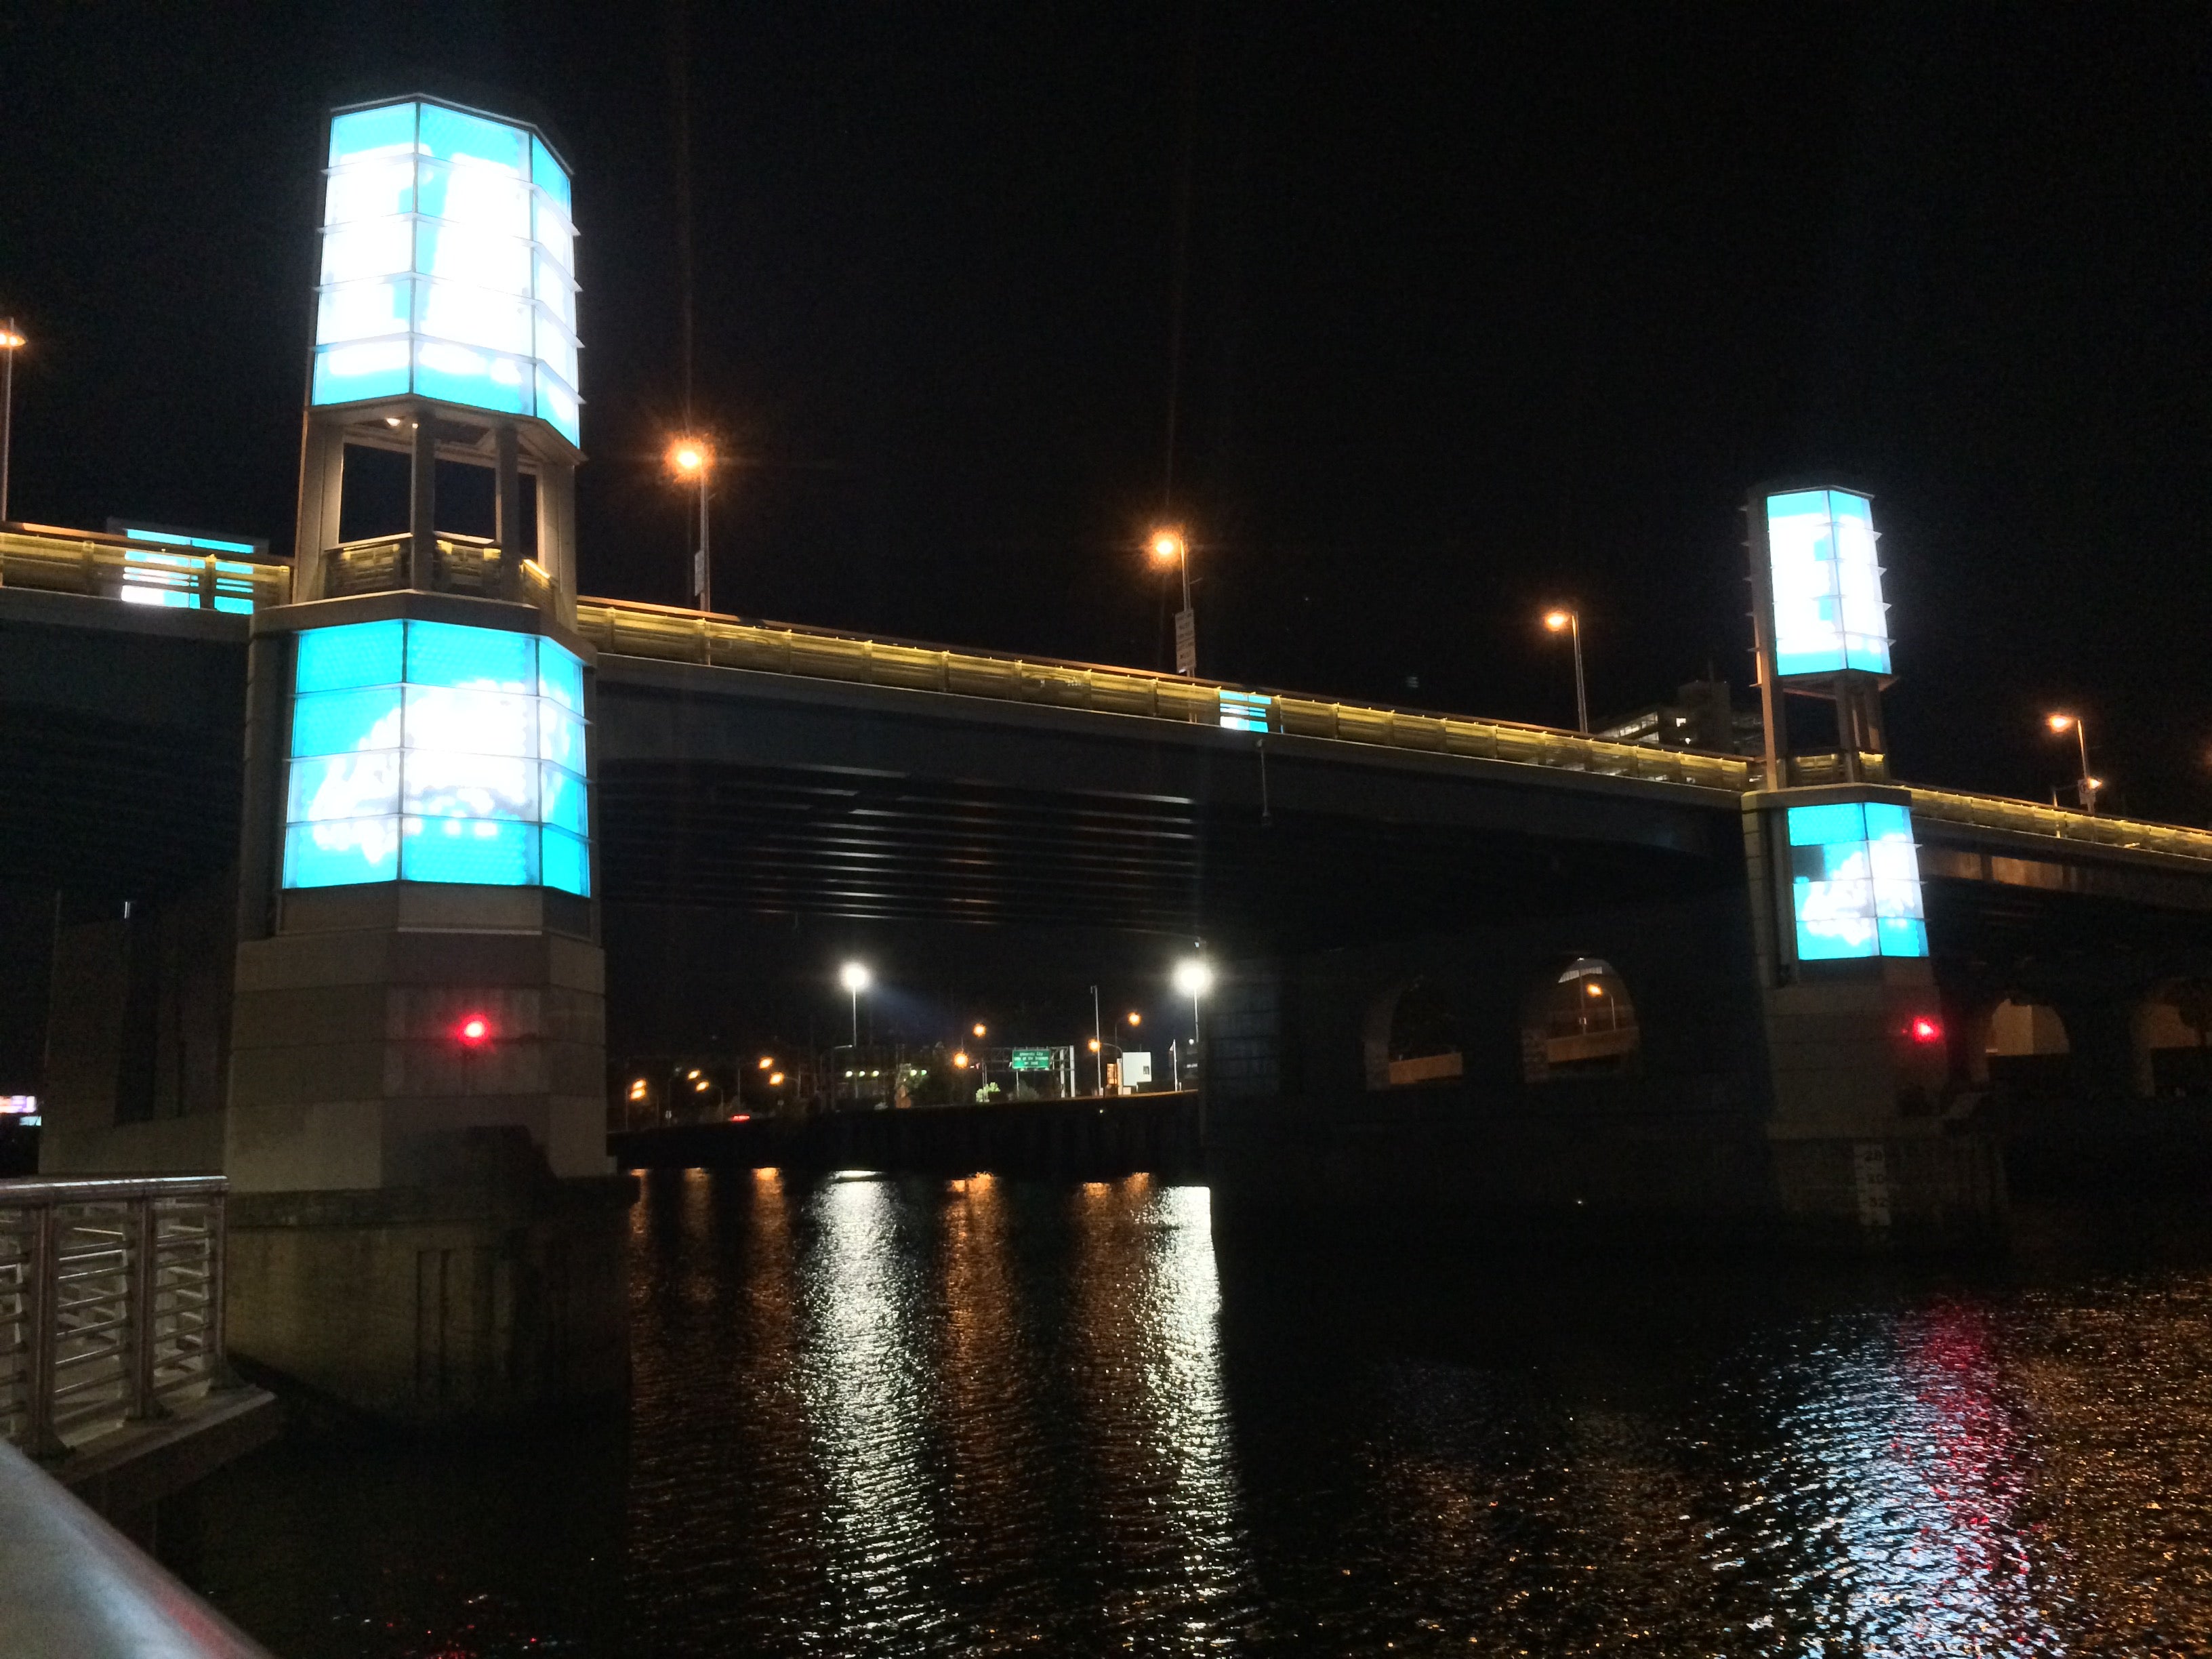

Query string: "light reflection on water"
[[180, 1181, 2212, 1657]]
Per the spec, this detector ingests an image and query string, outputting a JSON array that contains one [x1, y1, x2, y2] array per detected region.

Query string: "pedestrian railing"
[[571, 596, 1755, 794], [0, 526, 291, 613], [0, 1176, 232, 1460], [1909, 785, 2212, 865]]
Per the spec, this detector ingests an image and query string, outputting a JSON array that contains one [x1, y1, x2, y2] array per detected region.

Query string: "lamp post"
[[1151, 526, 1196, 676], [2045, 712, 2100, 815], [1543, 608, 1588, 735], [0, 321, 25, 525], [839, 960, 871, 1049], [668, 438, 713, 613]]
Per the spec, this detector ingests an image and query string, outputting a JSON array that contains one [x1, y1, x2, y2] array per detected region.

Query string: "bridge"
[[6, 516, 2211, 1418]]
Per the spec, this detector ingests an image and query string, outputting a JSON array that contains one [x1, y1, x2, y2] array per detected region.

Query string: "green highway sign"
[[1009, 1048, 1053, 1071]]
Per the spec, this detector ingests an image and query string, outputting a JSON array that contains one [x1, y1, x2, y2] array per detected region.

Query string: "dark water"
[[176, 1172, 2212, 1656]]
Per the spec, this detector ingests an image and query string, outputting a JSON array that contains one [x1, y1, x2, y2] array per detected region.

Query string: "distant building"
[[1593, 678, 1763, 756]]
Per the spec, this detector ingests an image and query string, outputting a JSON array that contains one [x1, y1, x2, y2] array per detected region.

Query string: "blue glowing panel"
[[1765, 488, 1891, 680], [406, 619, 534, 691], [1787, 800, 1928, 962], [296, 619, 405, 694], [541, 827, 590, 897], [539, 765, 588, 836], [1218, 690, 1271, 733], [401, 817, 537, 885], [281, 619, 590, 890], [537, 640, 584, 711], [285, 819, 401, 887], [311, 98, 581, 443], [291, 686, 403, 759]]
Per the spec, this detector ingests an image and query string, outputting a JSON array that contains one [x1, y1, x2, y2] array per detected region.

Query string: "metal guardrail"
[[1909, 785, 2212, 865], [321, 530, 557, 611], [571, 597, 1755, 793], [0, 1176, 231, 1460], [0, 526, 291, 613], [0, 1437, 274, 1658]]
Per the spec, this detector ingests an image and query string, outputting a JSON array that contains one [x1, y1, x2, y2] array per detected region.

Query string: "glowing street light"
[[0, 321, 24, 525], [1151, 524, 1197, 676], [839, 960, 872, 1048], [666, 436, 714, 614], [952, 1051, 970, 1069], [971, 1022, 987, 1040], [1126, 1011, 1141, 1027], [1543, 607, 1589, 735], [2045, 712, 2099, 814], [1172, 956, 1214, 1052], [757, 1055, 774, 1070]]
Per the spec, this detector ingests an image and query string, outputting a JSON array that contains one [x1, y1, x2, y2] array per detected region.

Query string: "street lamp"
[[1151, 525, 1197, 676], [838, 960, 871, 1048], [667, 436, 714, 614], [1543, 607, 1589, 735], [2045, 712, 2100, 815], [0, 321, 25, 525]]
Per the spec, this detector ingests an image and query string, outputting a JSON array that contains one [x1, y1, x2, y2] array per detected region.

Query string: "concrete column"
[[290, 416, 346, 601], [407, 409, 437, 591], [493, 422, 522, 601], [2054, 999, 2152, 1100]]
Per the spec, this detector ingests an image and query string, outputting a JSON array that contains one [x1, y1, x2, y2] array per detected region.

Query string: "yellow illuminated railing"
[[0, 525, 291, 613], [5, 521, 2206, 865], [569, 596, 1754, 793], [1907, 785, 2212, 865]]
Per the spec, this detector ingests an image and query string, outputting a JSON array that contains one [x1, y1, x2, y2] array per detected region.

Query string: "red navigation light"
[[456, 1014, 492, 1046], [728, 1112, 752, 1123], [1908, 1015, 1944, 1045]]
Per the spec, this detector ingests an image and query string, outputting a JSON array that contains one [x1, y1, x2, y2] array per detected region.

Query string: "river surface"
[[174, 1171, 2212, 1656]]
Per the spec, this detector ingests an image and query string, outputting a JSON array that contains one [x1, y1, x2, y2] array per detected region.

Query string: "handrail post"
[[204, 1192, 239, 1391], [125, 1197, 167, 1422], [22, 1203, 66, 1459]]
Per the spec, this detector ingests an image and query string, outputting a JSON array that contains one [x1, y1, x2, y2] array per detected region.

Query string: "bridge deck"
[[6, 524, 2209, 880]]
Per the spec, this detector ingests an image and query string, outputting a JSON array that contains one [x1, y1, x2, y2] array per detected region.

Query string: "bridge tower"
[[220, 96, 626, 1418], [1743, 485, 1999, 1235]]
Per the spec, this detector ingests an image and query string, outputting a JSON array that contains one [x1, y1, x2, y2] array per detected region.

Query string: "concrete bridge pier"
[[216, 592, 630, 1423]]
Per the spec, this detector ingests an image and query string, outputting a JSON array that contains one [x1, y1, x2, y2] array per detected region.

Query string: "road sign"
[[1010, 1048, 1052, 1071], [1122, 1052, 1152, 1084], [1174, 608, 1196, 675]]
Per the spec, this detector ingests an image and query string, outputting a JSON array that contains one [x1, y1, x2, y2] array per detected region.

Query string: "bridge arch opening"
[[1985, 996, 2072, 1094], [1363, 978, 1465, 1089], [1521, 957, 1640, 1082], [2139, 981, 2212, 1097]]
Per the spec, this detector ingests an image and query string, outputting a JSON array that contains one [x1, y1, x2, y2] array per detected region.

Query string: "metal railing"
[[0, 1176, 231, 1460], [0, 526, 291, 613], [571, 597, 1756, 794], [1909, 784, 2212, 865], [319, 530, 556, 611]]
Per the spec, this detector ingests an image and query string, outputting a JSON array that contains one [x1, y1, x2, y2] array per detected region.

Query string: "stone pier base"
[[226, 1130, 633, 1422]]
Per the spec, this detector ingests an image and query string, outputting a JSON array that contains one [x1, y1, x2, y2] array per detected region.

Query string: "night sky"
[[4, 4, 2206, 821]]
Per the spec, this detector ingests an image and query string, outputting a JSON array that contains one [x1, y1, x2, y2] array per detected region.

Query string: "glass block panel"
[[406, 620, 534, 691], [537, 701, 587, 773], [1786, 802, 1866, 847], [418, 104, 528, 173], [289, 752, 401, 823], [328, 102, 417, 168], [401, 816, 538, 885], [541, 826, 590, 896], [403, 684, 535, 756], [531, 136, 573, 213], [317, 276, 414, 344], [284, 817, 402, 886], [537, 640, 585, 711], [296, 619, 406, 695], [321, 217, 415, 285], [412, 338, 533, 414], [291, 685, 403, 759], [539, 764, 588, 835], [311, 340, 411, 405], [403, 751, 538, 821]]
